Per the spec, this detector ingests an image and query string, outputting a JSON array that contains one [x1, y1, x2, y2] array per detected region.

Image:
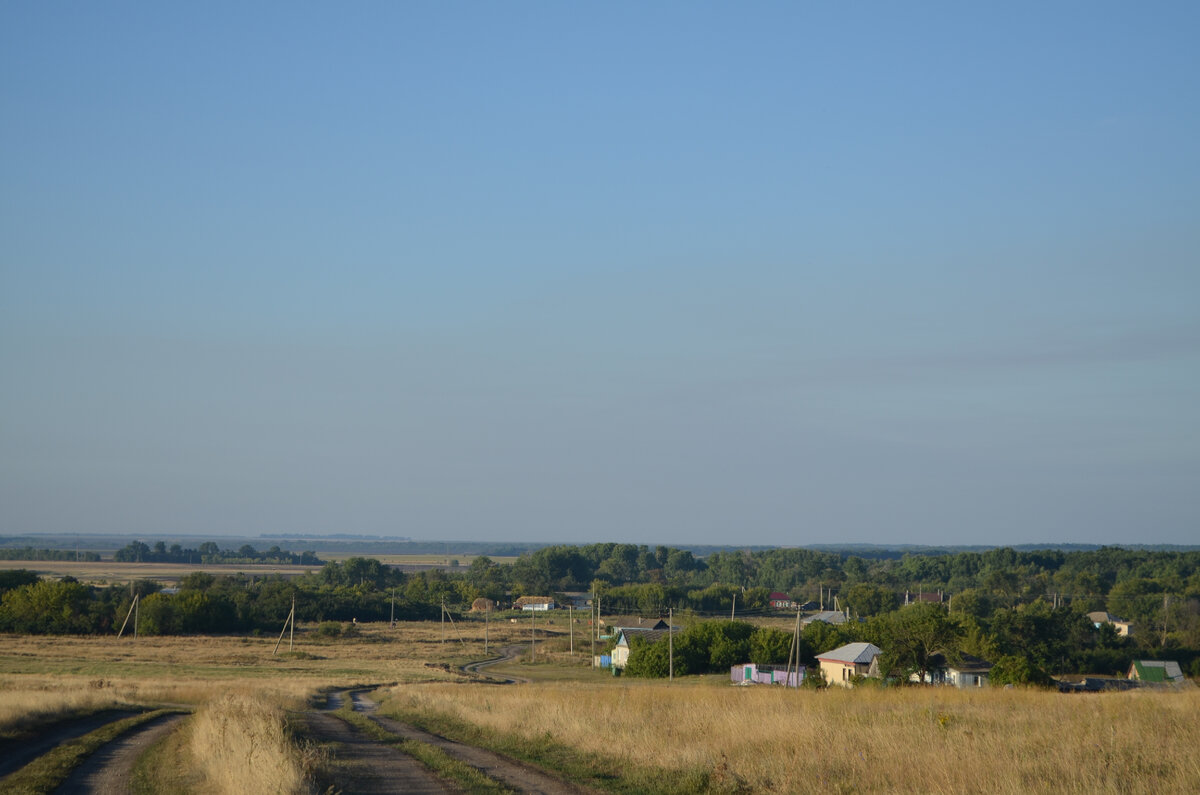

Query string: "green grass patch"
[[1, 708, 185, 795], [333, 704, 512, 794]]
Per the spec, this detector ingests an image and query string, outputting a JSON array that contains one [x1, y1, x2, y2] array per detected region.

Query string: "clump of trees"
[[112, 540, 321, 566]]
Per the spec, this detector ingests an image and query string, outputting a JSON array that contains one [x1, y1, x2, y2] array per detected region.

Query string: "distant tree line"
[[111, 540, 321, 566], [0, 547, 102, 562]]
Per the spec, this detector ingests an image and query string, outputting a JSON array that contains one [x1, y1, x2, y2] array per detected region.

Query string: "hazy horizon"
[[3, 4, 1198, 547]]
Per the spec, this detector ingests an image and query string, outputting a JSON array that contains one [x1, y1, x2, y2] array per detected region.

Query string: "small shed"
[[731, 662, 803, 687], [1128, 660, 1186, 685]]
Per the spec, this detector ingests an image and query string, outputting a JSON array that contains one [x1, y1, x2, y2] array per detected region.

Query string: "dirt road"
[[0, 710, 139, 779], [55, 712, 187, 795], [349, 690, 595, 795], [302, 691, 457, 794], [462, 643, 532, 684]]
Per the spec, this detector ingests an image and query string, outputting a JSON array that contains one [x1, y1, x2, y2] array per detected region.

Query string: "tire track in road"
[[0, 710, 139, 780], [350, 690, 597, 795], [302, 691, 455, 794], [55, 712, 187, 795]]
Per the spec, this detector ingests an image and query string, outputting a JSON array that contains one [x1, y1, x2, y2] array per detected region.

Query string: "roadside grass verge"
[[333, 702, 511, 794], [370, 697, 704, 794], [187, 694, 316, 795], [0, 682, 140, 740], [0, 708, 182, 795], [130, 714, 198, 795]]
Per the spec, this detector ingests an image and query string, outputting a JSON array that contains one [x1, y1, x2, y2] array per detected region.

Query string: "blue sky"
[[2, 3, 1198, 545]]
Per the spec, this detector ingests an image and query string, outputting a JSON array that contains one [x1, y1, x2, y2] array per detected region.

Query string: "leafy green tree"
[[0, 579, 95, 633], [137, 593, 177, 635], [846, 583, 898, 617], [749, 627, 794, 665], [801, 620, 853, 664], [871, 603, 960, 682], [989, 654, 1052, 686], [624, 636, 672, 677], [0, 569, 39, 595]]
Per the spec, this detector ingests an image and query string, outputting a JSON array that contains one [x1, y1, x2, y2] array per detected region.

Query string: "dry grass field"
[[376, 678, 1200, 794], [3, 619, 1197, 793]]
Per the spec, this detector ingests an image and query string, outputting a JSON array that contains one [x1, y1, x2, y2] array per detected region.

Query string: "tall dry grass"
[[187, 693, 314, 795], [0, 679, 131, 737], [379, 680, 1200, 793]]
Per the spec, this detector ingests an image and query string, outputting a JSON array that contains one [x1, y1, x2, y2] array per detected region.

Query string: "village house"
[[817, 642, 881, 687], [1127, 660, 1186, 685], [1088, 611, 1134, 637], [598, 616, 668, 638], [911, 652, 993, 688], [731, 662, 803, 687], [768, 592, 793, 609], [559, 592, 592, 610], [801, 610, 848, 628], [513, 596, 555, 611]]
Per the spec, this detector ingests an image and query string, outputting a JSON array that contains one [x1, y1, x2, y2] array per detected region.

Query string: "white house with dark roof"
[[911, 652, 993, 688], [817, 642, 881, 687], [611, 626, 678, 669]]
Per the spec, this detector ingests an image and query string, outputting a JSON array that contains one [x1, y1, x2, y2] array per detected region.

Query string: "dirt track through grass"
[[56, 712, 187, 794], [302, 692, 455, 794], [0, 710, 139, 779], [352, 691, 594, 795]]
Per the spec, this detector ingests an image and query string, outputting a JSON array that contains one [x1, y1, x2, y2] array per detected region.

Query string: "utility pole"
[[273, 597, 295, 655], [390, 588, 395, 628], [441, 599, 445, 645], [117, 592, 140, 639], [1162, 594, 1170, 647], [485, 603, 489, 655], [569, 605, 574, 654], [668, 607, 673, 684], [787, 607, 802, 687], [731, 592, 736, 621], [530, 608, 536, 662]]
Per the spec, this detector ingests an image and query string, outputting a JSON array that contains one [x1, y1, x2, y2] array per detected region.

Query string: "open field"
[[0, 555, 519, 583], [3, 620, 1197, 793], [375, 679, 1200, 794], [0, 560, 318, 585]]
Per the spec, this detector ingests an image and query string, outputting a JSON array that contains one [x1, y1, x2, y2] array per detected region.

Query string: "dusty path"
[[302, 692, 455, 794], [462, 643, 532, 684], [0, 710, 139, 779], [351, 690, 596, 795], [55, 712, 187, 795]]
